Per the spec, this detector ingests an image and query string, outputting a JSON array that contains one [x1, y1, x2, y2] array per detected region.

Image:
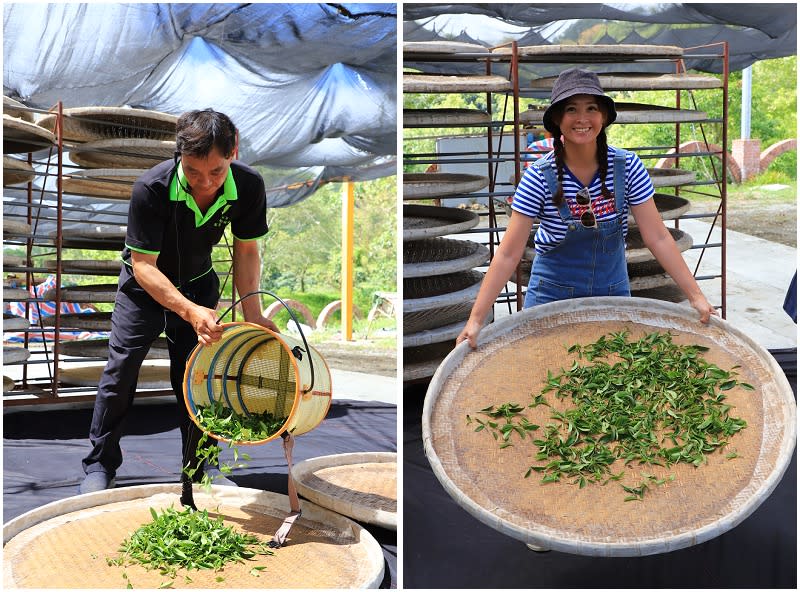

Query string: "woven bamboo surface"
[[3, 313, 29, 331], [628, 273, 673, 291], [423, 298, 796, 556], [404, 238, 489, 278], [3, 346, 30, 364], [69, 138, 176, 169], [3, 485, 384, 589], [45, 259, 122, 273], [631, 282, 687, 304], [292, 452, 397, 530], [41, 312, 112, 330], [42, 284, 118, 303], [646, 168, 696, 187], [2, 288, 29, 301], [403, 204, 480, 241], [530, 73, 723, 91], [3, 254, 25, 268], [493, 44, 684, 59], [404, 269, 484, 301], [60, 338, 170, 360], [60, 364, 170, 389], [3, 218, 31, 236], [403, 108, 491, 128], [403, 172, 489, 199], [37, 107, 177, 143], [3, 375, 15, 392], [4, 97, 34, 122], [3, 115, 55, 154], [404, 41, 489, 55], [62, 169, 144, 200], [404, 74, 512, 94], [3, 156, 35, 186]]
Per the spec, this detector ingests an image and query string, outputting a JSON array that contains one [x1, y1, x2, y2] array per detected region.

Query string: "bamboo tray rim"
[[422, 297, 797, 557], [291, 452, 397, 530]]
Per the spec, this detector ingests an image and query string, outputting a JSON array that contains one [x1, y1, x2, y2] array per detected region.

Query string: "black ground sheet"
[[4, 399, 397, 589], [404, 349, 797, 589]]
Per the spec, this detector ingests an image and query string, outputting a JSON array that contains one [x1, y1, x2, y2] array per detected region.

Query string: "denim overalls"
[[523, 149, 629, 308]]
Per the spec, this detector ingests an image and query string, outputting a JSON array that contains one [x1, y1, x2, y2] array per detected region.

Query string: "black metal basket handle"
[[217, 290, 315, 393]]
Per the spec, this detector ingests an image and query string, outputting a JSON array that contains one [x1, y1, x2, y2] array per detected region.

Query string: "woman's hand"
[[456, 318, 484, 349], [689, 293, 718, 324]]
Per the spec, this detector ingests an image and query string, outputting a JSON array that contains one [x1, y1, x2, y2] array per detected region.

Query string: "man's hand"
[[187, 305, 224, 345], [246, 312, 280, 333]]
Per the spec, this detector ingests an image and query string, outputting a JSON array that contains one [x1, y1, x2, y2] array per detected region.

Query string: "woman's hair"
[[176, 109, 237, 159], [548, 104, 614, 206]]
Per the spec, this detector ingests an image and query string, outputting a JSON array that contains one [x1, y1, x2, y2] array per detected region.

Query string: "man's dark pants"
[[81, 264, 220, 480]]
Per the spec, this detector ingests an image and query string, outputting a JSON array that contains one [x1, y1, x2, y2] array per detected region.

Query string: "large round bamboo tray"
[[423, 297, 796, 556], [3, 97, 34, 122], [403, 204, 480, 241], [56, 225, 127, 249], [59, 363, 170, 389], [69, 138, 175, 169], [404, 40, 489, 55], [3, 346, 30, 364], [42, 284, 118, 303], [3, 218, 31, 236], [628, 273, 674, 291], [493, 44, 684, 60], [404, 270, 483, 333], [60, 337, 169, 359], [2, 288, 30, 301], [404, 318, 465, 349], [3, 254, 25, 268], [626, 227, 691, 264], [403, 108, 492, 128], [647, 168, 696, 187], [4, 313, 30, 331], [404, 237, 489, 278], [62, 168, 144, 200], [3, 375, 15, 392], [631, 281, 687, 304], [3, 156, 35, 186], [520, 102, 707, 125], [44, 259, 122, 274], [3, 484, 385, 589], [41, 312, 112, 331], [3, 115, 55, 154], [404, 74, 512, 94], [403, 172, 489, 200], [628, 193, 691, 225], [291, 452, 397, 530], [37, 107, 177, 143], [530, 73, 723, 91]]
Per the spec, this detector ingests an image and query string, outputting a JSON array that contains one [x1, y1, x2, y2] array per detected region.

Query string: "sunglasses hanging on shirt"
[[575, 187, 597, 228]]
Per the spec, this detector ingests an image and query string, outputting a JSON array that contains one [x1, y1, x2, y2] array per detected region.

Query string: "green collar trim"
[[169, 163, 238, 227]]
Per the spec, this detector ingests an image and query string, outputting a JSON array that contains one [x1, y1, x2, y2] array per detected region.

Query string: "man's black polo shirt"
[[123, 159, 268, 289]]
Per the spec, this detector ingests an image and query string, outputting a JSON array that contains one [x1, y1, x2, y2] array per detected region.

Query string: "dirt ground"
[[716, 202, 796, 247]]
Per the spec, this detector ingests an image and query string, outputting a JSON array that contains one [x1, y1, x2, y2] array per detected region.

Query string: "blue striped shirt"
[[511, 146, 654, 254]]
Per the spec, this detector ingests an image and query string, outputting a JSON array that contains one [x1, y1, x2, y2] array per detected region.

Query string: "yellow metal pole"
[[342, 179, 355, 341]]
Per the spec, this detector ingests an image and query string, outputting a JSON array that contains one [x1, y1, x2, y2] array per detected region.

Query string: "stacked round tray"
[[403, 204, 488, 382]]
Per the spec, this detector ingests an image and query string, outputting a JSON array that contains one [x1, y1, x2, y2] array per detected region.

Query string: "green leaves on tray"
[[107, 506, 274, 586], [468, 329, 754, 500]]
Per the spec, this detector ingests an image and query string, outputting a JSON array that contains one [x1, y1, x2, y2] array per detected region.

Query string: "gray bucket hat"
[[542, 68, 617, 136]]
